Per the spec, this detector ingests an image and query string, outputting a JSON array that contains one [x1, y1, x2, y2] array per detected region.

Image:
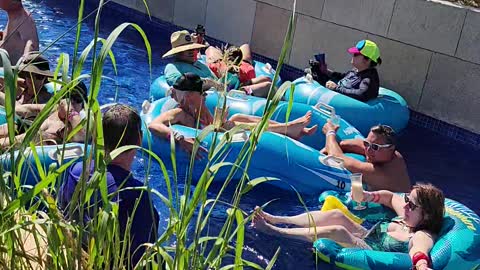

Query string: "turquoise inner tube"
[[314, 191, 480, 270], [150, 60, 282, 101], [0, 143, 90, 186], [285, 76, 410, 136], [141, 97, 363, 194], [147, 90, 366, 152]]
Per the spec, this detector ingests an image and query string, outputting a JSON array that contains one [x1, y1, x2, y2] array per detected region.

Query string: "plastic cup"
[[330, 114, 341, 126], [350, 173, 366, 210]]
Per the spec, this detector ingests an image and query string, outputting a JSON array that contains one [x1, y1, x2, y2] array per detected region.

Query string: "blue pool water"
[[2, 1, 479, 269]]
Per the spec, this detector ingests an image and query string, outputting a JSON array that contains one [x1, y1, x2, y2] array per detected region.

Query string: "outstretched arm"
[[148, 108, 183, 139], [0, 133, 26, 150], [362, 190, 405, 215], [148, 108, 207, 159], [339, 138, 365, 154], [322, 121, 393, 191]]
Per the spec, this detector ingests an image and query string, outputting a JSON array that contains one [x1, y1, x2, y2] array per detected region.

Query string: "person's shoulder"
[[361, 68, 379, 78], [68, 161, 87, 180], [411, 230, 436, 243]]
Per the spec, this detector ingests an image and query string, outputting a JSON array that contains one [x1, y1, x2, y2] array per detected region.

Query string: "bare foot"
[[320, 147, 328, 155], [252, 211, 276, 236], [286, 111, 313, 139], [302, 124, 318, 136], [254, 206, 282, 225]]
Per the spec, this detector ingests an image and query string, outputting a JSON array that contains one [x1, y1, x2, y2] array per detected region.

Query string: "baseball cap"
[[348, 40, 381, 63], [173, 73, 204, 93]]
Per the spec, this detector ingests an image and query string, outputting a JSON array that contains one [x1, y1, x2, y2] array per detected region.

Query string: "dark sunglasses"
[[363, 140, 393, 151], [353, 53, 362, 57], [404, 194, 419, 211]]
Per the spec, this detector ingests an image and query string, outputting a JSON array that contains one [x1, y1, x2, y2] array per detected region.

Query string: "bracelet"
[[415, 262, 428, 270], [365, 192, 380, 203], [326, 130, 336, 137], [412, 252, 431, 270]]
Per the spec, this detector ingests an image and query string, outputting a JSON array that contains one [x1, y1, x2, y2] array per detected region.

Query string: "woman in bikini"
[[252, 183, 444, 270]]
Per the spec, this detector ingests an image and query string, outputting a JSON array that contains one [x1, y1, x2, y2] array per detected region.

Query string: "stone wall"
[[112, 0, 480, 134]]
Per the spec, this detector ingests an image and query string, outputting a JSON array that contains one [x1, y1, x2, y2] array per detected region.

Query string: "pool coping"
[[92, 0, 480, 149]]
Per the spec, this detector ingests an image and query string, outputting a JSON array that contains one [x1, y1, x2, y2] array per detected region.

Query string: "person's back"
[[0, 0, 39, 65], [59, 104, 159, 266], [164, 60, 215, 86]]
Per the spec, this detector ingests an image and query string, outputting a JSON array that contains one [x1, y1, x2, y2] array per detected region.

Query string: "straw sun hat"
[[162, 30, 207, 58], [16, 52, 55, 77]]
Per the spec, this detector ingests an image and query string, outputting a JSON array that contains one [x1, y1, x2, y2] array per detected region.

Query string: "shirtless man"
[[0, 52, 54, 106], [148, 73, 318, 158], [0, 0, 39, 65], [0, 81, 87, 149], [321, 122, 410, 192]]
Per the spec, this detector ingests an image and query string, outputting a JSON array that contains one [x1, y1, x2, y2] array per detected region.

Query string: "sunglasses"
[[404, 194, 419, 211], [363, 140, 393, 151], [353, 53, 362, 57]]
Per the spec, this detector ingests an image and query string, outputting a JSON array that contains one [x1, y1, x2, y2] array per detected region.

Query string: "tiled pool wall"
[[93, 0, 480, 149]]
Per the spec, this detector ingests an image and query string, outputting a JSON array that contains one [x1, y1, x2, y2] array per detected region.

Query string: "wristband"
[[166, 130, 184, 141], [412, 252, 431, 269], [364, 191, 380, 203], [326, 130, 336, 137]]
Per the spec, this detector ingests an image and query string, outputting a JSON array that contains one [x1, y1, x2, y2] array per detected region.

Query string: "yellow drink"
[[351, 182, 364, 203]]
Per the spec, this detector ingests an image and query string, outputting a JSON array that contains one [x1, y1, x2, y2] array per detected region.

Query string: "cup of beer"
[[350, 173, 366, 210]]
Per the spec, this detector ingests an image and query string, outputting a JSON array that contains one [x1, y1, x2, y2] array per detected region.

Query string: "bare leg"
[[0, 124, 10, 138], [251, 76, 272, 84], [246, 81, 272, 98], [254, 207, 366, 235], [229, 112, 318, 140], [252, 213, 370, 247], [240, 44, 252, 63]]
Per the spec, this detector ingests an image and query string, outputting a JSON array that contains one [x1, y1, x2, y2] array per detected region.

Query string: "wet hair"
[[226, 46, 243, 73], [413, 183, 445, 235], [69, 81, 88, 108], [226, 47, 243, 65], [102, 104, 142, 152], [370, 124, 396, 146]]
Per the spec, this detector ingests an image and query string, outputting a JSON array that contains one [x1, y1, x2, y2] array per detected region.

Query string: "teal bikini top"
[[364, 217, 411, 253]]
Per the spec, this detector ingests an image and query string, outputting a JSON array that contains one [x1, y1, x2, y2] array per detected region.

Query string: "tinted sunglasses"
[[404, 194, 419, 211], [353, 53, 362, 57], [363, 140, 393, 151]]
